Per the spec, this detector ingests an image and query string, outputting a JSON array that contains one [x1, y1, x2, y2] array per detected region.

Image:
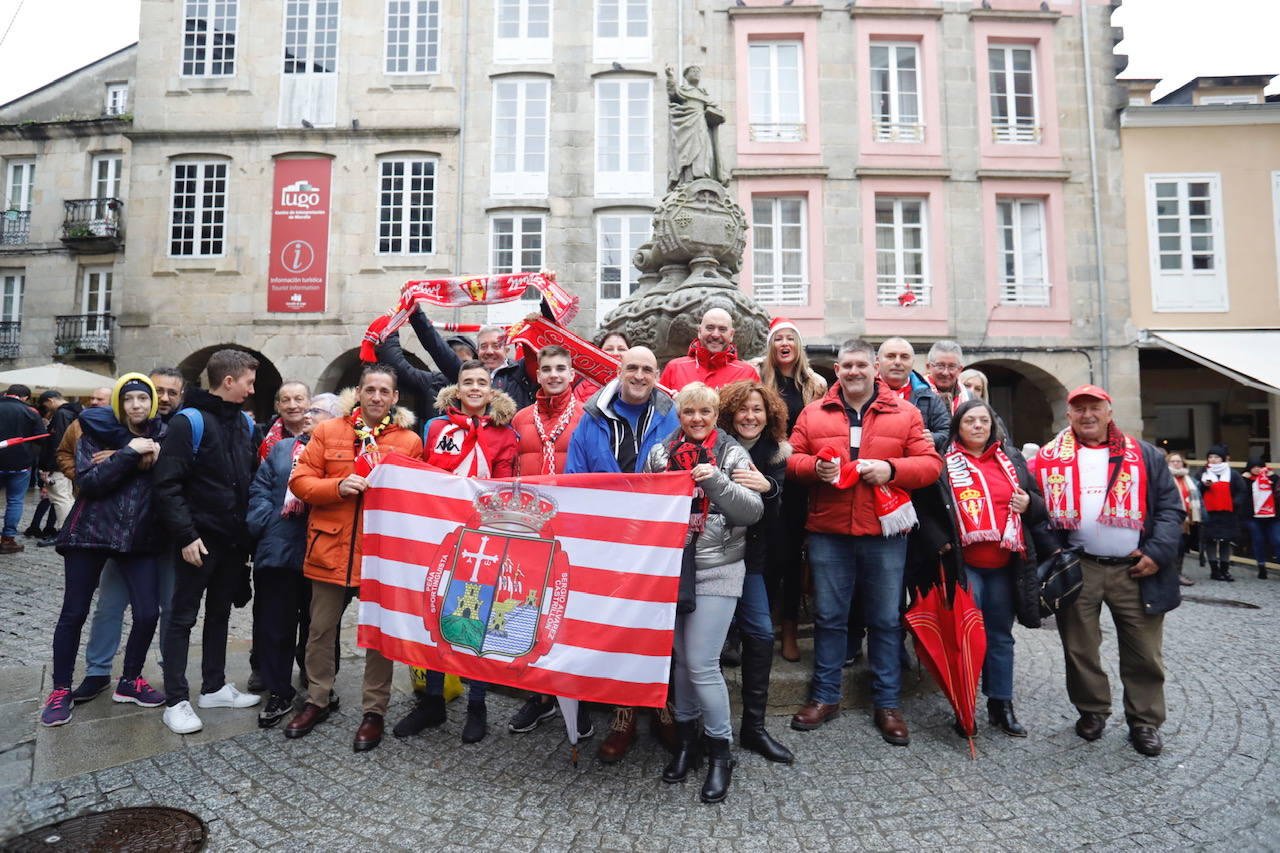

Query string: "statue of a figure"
[[665, 65, 728, 189]]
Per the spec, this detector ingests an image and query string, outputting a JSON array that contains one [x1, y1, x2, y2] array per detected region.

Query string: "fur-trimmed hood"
[[433, 384, 517, 426], [337, 387, 417, 429]]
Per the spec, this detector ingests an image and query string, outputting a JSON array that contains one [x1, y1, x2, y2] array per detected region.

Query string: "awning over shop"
[[1144, 329, 1280, 394]]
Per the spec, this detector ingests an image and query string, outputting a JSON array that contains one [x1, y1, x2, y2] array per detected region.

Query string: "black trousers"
[[162, 545, 247, 706], [253, 566, 312, 699]]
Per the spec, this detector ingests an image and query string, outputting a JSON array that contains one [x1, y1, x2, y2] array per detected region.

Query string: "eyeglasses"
[[305, 407, 330, 416]]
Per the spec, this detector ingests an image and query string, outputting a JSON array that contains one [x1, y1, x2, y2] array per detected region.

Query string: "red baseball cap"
[[1067, 384, 1111, 404]]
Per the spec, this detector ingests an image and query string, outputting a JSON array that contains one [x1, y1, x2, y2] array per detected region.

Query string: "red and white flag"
[[357, 455, 694, 708]]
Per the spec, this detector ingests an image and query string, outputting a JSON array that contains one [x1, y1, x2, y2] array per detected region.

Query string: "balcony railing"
[[991, 122, 1043, 144], [0, 321, 19, 358], [0, 211, 30, 246], [873, 121, 925, 143], [749, 122, 806, 143], [54, 314, 114, 358], [61, 198, 123, 251]]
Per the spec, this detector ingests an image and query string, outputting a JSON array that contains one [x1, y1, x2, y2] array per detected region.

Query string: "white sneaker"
[[163, 701, 204, 734], [198, 683, 261, 709]]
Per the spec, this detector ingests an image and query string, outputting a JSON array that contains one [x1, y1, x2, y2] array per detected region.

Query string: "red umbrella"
[[905, 567, 987, 758]]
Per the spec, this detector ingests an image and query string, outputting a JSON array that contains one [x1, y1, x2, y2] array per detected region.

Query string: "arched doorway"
[[177, 344, 283, 423], [317, 347, 433, 424], [967, 358, 1067, 448]]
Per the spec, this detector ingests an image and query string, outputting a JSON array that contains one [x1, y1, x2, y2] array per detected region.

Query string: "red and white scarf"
[[429, 409, 494, 477], [281, 438, 308, 517], [258, 418, 288, 461], [927, 376, 972, 414], [1035, 424, 1147, 531], [531, 390, 577, 475], [816, 446, 919, 536], [506, 317, 620, 391], [1253, 472, 1275, 518], [666, 430, 719, 532], [945, 443, 1025, 554]]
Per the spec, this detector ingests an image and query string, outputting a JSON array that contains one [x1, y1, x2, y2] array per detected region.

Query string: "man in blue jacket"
[[565, 346, 680, 762]]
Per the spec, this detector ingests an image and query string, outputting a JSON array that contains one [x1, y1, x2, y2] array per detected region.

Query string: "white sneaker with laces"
[[198, 683, 261, 709], [163, 700, 204, 734]]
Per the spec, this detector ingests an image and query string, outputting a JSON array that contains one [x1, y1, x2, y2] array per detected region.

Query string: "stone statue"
[[665, 65, 728, 189]]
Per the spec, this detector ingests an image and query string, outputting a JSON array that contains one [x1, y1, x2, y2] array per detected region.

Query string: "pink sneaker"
[[41, 688, 73, 726], [113, 676, 165, 708]]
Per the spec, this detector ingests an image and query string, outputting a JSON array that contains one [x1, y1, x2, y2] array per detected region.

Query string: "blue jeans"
[[425, 671, 488, 703], [85, 551, 176, 676], [735, 573, 772, 643], [1, 468, 29, 537], [964, 563, 1016, 701], [1248, 518, 1280, 567], [52, 549, 159, 687], [672, 593, 738, 740], [809, 532, 908, 708]]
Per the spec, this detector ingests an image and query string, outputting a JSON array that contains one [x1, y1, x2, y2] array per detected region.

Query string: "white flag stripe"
[[359, 601, 437, 648], [364, 509, 454, 544], [368, 464, 691, 524], [530, 642, 671, 682], [565, 591, 676, 631]]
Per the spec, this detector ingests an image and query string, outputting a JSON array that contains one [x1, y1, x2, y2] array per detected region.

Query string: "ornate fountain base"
[[602, 280, 772, 365]]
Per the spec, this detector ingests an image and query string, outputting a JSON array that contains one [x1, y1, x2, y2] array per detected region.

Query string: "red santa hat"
[[766, 316, 801, 344]]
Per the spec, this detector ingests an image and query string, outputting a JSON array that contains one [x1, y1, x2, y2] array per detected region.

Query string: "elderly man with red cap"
[[1030, 384, 1184, 757]]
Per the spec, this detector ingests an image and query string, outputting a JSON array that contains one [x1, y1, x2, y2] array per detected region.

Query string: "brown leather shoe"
[[353, 712, 384, 752], [596, 706, 637, 763], [0, 536, 24, 554], [790, 700, 840, 731], [1075, 711, 1107, 742], [1129, 725, 1162, 757], [874, 707, 909, 746], [780, 619, 800, 662], [284, 702, 329, 739], [650, 703, 678, 753]]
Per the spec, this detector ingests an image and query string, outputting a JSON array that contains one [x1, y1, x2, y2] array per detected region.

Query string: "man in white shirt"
[[1031, 385, 1184, 757]]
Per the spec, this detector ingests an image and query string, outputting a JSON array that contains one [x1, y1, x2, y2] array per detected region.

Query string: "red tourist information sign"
[[267, 158, 331, 312]]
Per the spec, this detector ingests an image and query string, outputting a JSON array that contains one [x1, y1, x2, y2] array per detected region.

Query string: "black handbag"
[[1037, 546, 1083, 617]]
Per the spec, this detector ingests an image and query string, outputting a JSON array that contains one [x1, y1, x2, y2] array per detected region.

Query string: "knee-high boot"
[[738, 635, 794, 764]]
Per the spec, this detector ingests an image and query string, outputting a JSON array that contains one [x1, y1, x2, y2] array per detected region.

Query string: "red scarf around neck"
[[531, 389, 577, 475], [945, 442, 1025, 554], [666, 430, 718, 532], [428, 407, 494, 476], [689, 339, 739, 372], [1035, 422, 1147, 531]]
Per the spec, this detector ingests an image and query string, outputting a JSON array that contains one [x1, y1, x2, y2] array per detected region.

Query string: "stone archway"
[[967, 358, 1069, 448], [177, 344, 283, 423], [317, 347, 433, 423]]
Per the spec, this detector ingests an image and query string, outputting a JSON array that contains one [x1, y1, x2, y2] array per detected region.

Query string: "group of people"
[[16, 298, 1244, 806]]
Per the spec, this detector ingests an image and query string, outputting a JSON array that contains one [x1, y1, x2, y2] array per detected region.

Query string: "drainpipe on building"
[[453, 0, 472, 326], [1080, 0, 1110, 388]]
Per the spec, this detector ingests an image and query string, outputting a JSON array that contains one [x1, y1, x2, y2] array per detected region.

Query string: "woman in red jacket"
[[393, 360, 517, 744]]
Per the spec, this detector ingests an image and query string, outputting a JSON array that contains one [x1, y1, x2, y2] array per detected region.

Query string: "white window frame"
[[870, 42, 923, 143], [384, 0, 440, 74], [1145, 173, 1228, 313], [988, 44, 1040, 144], [875, 196, 931, 306], [596, 213, 650, 322], [81, 266, 114, 334], [748, 41, 805, 143], [494, 0, 552, 63], [751, 196, 809, 306], [487, 214, 546, 322], [377, 157, 437, 256], [168, 160, 228, 258], [4, 159, 35, 212], [595, 78, 653, 197], [1199, 94, 1259, 105], [181, 0, 238, 77], [283, 0, 341, 76], [491, 78, 550, 198], [92, 155, 123, 201], [0, 272, 23, 324], [104, 83, 129, 116], [593, 0, 650, 63], [996, 198, 1050, 307]]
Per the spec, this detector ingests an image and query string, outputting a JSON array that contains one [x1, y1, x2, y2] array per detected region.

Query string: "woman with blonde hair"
[[960, 368, 989, 401], [761, 318, 827, 660]]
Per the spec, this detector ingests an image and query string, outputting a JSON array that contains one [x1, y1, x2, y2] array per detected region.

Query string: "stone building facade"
[[0, 0, 1133, 439]]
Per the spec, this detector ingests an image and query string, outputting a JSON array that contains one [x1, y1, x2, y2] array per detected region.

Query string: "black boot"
[[461, 700, 487, 743], [1209, 562, 1224, 581], [700, 737, 736, 804], [392, 694, 446, 737], [719, 623, 741, 668], [1223, 562, 1235, 582], [662, 720, 702, 783], [987, 698, 1027, 737], [738, 635, 794, 764], [1260, 565, 1269, 580]]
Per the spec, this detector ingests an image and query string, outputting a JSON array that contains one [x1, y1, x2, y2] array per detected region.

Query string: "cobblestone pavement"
[[1, 512, 1278, 851]]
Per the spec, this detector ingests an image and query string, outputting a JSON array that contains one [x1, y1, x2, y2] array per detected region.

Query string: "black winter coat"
[[0, 395, 42, 470], [247, 436, 309, 570], [375, 311, 462, 426], [152, 387, 259, 551], [742, 436, 790, 576], [1197, 466, 1250, 542], [40, 402, 81, 473], [56, 412, 165, 554]]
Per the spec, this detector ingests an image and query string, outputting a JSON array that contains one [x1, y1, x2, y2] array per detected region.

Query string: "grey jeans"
[[671, 593, 738, 740]]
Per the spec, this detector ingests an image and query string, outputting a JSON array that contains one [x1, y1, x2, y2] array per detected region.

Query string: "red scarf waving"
[[1035, 422, 1147, 531], [689, 339, 740, 372], [427, 408, 494, 476], [945, 442, 1025, 554], [666, 430, 718, 532]]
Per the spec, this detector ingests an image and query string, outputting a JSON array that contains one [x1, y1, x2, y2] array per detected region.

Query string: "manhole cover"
[[1182, 595, 1262, 610], [2, 807, 206, 852]]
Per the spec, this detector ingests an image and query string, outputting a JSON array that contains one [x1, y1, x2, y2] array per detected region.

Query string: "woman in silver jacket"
[[643, 382, 763, 804]]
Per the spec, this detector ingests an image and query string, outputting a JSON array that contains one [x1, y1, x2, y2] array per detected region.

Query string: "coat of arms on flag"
[[357, 455, 694, 707]]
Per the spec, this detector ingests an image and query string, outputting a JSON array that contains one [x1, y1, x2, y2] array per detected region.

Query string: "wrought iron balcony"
[[61, 198, 123, 252], [54, 314, 114, 358], [0, 321, 19, 359], [0, 211, 30, 246]]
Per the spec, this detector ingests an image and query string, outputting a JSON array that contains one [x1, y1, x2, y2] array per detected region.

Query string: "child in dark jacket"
[[1199, 443, 1250, 582]]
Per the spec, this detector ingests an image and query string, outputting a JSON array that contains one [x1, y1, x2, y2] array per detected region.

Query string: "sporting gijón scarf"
[[1253, 474, 1275, 518], [1035, 423, 1147, 530], [666, 430, 718, 532], [431, 409, 494, 476], [945, 443, 1025, 554]]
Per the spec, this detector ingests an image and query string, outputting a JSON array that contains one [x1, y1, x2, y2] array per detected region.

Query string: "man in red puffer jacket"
[[785, 338, 941, 747], [659, 307, 759, 390]]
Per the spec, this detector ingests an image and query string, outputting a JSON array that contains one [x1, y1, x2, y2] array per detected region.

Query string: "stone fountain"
[[599, 64, 772, 362]]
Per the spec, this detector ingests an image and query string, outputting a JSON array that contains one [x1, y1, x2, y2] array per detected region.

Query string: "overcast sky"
[[0, 0, 1276, 107]]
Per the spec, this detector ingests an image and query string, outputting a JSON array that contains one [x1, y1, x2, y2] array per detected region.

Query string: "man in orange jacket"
[[283, 364, 423, 752]]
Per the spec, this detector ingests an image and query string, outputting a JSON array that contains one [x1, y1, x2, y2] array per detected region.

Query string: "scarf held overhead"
[[360, 273, 579, 361], [945, 444, 1025, 554], [505, 316, 620, 391], [1035, 424, 1147, 531]]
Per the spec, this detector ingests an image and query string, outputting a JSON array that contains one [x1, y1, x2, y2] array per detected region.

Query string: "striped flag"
[[357, 454, 694, 708]]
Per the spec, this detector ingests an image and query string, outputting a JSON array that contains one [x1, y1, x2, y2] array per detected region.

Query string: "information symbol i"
[[281, 240, 315, 273]]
